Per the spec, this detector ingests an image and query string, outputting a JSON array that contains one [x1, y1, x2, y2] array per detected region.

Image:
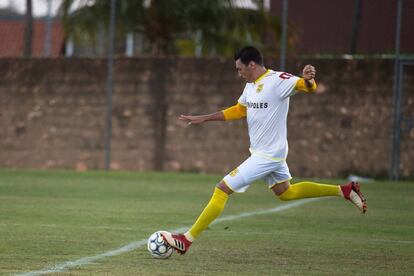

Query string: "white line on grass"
[[16, 198, 320, 276]]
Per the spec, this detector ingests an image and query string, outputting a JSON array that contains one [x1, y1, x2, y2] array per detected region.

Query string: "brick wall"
[[0, 58, 413, 178]]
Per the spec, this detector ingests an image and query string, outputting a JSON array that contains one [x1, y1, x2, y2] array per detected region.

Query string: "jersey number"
[[279, 72, 293, 79]]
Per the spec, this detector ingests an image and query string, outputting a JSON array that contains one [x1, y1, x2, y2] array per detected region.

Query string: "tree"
[[60, 0, 282, 57]]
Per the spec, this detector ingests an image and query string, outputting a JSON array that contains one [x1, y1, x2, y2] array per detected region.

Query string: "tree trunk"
[[23, 0, 33, 57]]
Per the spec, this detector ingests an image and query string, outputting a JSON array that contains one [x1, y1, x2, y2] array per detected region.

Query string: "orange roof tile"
[[0, 19, 64, 57]]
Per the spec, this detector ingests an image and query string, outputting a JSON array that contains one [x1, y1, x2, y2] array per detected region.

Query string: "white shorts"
[[222, 154, 292, 193]]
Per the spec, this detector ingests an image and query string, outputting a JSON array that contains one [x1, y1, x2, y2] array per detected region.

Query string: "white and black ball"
[[147, 231, 174, 259]]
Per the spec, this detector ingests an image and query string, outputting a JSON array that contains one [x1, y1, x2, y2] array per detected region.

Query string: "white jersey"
[[238, 69, 300, 161]]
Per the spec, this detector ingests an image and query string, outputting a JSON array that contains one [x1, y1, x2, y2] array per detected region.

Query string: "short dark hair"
[[234, 46, 263, 66]]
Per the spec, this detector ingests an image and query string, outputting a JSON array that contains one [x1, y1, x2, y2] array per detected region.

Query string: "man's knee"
[[216, 181, 233, 195], [271, 181, 290, 198]]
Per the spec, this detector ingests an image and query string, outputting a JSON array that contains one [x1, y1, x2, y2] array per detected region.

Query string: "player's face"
[[235, 59, 255, 82]]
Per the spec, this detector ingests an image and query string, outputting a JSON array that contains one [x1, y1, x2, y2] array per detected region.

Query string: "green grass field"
[[0, 170, 413, 275]]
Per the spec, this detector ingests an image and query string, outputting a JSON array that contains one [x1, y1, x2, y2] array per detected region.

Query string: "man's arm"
[[222, 103, 246, 120], [295, 64, 317, 93], [178, 103, 246, 125], [178, 112, 225, 125]]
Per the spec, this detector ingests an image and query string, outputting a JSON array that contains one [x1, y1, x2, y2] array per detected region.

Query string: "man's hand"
[[302, 64, 316, 81], [178, 115, 208, 126]]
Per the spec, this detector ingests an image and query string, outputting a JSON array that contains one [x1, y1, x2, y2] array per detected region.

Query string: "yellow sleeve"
[[222, 103, 247, 120], [295, 78, 317, 93]]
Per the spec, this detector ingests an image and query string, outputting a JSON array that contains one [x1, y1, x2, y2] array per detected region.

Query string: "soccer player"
[[161, 46, 367, 254]]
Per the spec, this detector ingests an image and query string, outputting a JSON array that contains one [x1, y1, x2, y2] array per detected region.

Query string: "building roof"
[[0, 19, 64, 57], [270, 0, 414, 55]]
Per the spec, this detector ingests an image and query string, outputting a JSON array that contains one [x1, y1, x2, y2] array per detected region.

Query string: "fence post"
[[104, 0, 116, 170], [279, 0, 288, 71], [390, 0, 403, 180]]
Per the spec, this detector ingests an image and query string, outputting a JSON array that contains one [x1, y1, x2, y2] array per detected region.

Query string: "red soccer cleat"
[[340, 181, 367, 213], [159, 231, 192, 254]]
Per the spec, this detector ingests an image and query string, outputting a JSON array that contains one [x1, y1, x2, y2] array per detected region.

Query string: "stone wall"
[[0, 58, 413, 178]]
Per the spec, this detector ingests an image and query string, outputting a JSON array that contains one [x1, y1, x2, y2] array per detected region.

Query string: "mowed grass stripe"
[[16, 199, 320, 276]]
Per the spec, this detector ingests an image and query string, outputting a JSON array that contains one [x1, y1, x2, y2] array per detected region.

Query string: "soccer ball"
[[147, 231, 174, 259]]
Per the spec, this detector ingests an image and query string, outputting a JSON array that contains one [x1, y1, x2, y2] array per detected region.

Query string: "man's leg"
[[161, 181, 232, 254], [271, 181, 341, 198], [271, 181, 367, 213], [184, 181, 232, 242]]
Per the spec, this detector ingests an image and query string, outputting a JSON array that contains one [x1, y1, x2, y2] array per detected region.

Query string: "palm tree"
[[60, 0, 283, 57]]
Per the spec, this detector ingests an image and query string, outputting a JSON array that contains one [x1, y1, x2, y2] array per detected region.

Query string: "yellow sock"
[[185, 187, 229, 241], [278, 181, 341, 201]]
